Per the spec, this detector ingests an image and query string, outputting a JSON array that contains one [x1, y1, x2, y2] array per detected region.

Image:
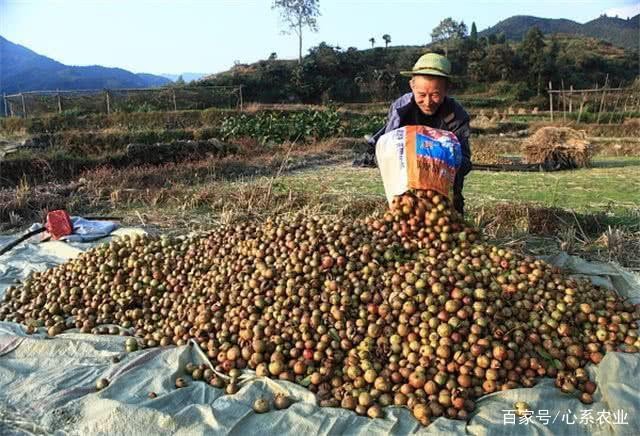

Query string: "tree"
[[543, 35, 561, 85], [273, 0, 321, 64], [520, 26, 545, 95], [382, 34, 391, 48], [470, 22, 478, 41], [175, 75, 185, 85], [369, 37, 375, 48], [430, 17, 467, 56]]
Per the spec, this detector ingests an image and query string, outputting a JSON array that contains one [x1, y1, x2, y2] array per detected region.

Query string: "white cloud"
[[603, 4, 640, 19]]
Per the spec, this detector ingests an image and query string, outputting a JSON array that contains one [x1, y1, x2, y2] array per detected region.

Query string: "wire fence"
[[2, 85, 243, 118]]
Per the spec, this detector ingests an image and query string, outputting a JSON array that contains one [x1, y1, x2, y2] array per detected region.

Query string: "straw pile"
[[522, 127, 595, 169], [471, 113, 495, 130]]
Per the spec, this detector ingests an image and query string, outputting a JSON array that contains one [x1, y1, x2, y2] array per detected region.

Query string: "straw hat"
[[400, 53, 451, 78]]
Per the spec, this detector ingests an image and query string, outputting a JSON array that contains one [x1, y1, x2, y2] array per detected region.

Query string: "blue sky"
[[1, 0, 639, 76]]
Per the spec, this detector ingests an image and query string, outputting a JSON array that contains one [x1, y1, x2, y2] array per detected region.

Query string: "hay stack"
[[522, 127, 595, 169], [472, 114, 494, 130]]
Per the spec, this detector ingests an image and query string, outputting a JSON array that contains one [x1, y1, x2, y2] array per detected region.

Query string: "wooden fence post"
[[568, 85, 573, 113], [548, 82, 553, 121], [622, 93, 630, 112], [172, 88, 177, 111], [20, 93, 27, 118], [105, 89, 111, 114], [577, 92, 586, 123], [57, 89, 63, 113], [596, 74, 608, 124], [608, 82, 623, 124], [561, 79, 566, 121]]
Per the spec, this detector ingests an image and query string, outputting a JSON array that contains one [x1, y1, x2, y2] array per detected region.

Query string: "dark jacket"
[[369, 93, 472, 176]]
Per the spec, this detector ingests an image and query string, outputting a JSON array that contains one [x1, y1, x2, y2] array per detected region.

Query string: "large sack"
[[376, 125, 462, 205]]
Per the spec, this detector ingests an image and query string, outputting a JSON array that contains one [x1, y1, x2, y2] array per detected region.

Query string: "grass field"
[[4, 150, 638, 229], [271, 156, 640, 213]]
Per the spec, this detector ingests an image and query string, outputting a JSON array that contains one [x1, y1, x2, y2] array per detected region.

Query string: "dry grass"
[[0, 137, 363, 231], [523, 127, 596, 168], [471, 203, 602, 238], [472, 148, 514, 165], [622, 117, 640, 128], [593, 227, 640, 269], [0, 181, 87, 231], [470, 203, 640, 269]]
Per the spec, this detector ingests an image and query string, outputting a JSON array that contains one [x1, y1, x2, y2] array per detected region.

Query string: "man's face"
[[410, 75, 448, 115]]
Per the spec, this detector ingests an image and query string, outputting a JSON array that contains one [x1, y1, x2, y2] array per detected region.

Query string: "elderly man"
[[355, 53, 472, 215]]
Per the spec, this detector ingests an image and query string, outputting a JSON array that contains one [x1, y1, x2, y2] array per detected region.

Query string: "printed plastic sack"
[[376, 125, 462, 205]]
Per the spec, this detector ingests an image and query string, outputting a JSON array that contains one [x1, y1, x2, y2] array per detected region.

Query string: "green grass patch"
[[262, 156, 640, 234], [464, 156, 640, 213]]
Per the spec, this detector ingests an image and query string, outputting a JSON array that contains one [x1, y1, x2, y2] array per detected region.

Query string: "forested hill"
[[200, 31, 638, 104], [479, 14, 639, 51]]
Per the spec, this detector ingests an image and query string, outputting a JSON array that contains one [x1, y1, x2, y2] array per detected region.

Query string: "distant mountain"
[[0, 36, 171, 95], [136, 73, 173, 87], [479, 14, 639, 51], [581, 14, 640, 50], [160, 73, 207, 83]]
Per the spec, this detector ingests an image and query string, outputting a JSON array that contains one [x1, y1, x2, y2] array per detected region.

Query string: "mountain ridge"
[[0, 36, 172, 95], [479, 14, 639, 50]]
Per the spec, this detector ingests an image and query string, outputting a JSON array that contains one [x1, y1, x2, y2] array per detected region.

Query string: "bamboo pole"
[[596, 74, 608, 124], [561, 79, 566, 121], [172, 89, 177, 111], [577, 92, 586, 124], [57, 89, 63, 113], [547, 87, 625, 94], [548, 81, 553, 121], [105, 90, 111, 114], [21, 93, 27, 118], [569, 85, 573, 113], [608, 81, 623, 124]]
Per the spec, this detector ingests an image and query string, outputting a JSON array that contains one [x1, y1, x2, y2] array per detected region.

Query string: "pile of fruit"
[[1, 189, 638, 426]]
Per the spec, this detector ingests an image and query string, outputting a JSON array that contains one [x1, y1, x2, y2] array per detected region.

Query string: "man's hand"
[[352, 137, 377, 168]]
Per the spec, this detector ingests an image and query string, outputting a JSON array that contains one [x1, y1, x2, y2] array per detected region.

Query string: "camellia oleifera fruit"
[[1, 189, 638, 426]]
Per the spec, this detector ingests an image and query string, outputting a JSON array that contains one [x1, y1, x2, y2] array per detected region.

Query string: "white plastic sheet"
[[1, 231, 639, 435]]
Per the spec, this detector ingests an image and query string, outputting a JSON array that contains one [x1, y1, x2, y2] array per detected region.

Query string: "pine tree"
[[470, 22, 478, 41]]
